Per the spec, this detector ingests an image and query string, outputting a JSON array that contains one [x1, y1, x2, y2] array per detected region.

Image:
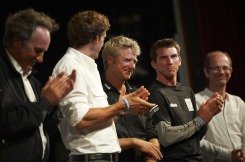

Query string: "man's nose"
[[36, 53, 44, 63], [166, 56, 174, 64], [129, 61, 136, 68]]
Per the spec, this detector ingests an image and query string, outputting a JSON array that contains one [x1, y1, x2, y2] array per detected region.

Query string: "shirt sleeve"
[[195, 91, 232, 161], [155, 118, 203, 147], [200, 138, 232, 161], [52, 59, 90, 127], [149, 88, 204, 147]]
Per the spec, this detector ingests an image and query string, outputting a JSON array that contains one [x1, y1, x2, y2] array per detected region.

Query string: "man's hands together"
[[119, 86, 155, 115], [42, 70, 76, 107], [197, 92, 224, 124]]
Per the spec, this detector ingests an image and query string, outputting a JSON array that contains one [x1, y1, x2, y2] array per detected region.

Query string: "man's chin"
[[123, 75, 131, 80], [25, 67, 33, 73]]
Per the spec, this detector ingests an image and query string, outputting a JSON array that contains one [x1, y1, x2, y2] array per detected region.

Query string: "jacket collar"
[[102, 77, 134, 94]]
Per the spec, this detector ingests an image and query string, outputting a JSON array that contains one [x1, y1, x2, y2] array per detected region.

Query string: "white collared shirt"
[[195, 88, 245, 162], [52, 47, 121, 155]]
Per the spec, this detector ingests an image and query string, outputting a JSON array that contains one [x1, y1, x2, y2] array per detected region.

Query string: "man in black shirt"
[[101, 35, 163, 162], [146, 38, 224, 162]]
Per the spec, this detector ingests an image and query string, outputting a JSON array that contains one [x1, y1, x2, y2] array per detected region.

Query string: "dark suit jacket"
[[0, 48, 62, 162]]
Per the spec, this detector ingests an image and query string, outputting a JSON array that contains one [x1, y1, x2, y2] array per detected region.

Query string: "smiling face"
[[151, 47, 181, 84], [108, 47, 138, 82], [11, 26, 51, 74], [204, 52, 232, 89]]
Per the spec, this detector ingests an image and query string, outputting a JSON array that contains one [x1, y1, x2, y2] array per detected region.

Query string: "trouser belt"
[[69, 153, 118, 162]]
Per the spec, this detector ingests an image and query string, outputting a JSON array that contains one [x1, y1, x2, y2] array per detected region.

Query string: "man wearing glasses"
[[195, 51, 245, 162]]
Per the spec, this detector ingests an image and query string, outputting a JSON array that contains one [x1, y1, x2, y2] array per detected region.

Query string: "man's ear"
[[151, 60, 157, 69], [204, 68, 209, 78], [12, 37, 22, 49], [178, 56, 182, 67], [107, 55, 114, 65], [92, 35, 100, 44]]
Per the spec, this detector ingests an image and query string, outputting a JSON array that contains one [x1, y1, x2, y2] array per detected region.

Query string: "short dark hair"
[[67, 10, 110, 47], [150, 38, 180, 61]]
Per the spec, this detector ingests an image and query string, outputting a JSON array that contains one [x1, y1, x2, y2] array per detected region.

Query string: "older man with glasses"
[[195, 51, 245, 162]]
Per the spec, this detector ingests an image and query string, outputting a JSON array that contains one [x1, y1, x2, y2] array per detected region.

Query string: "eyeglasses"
[[209, 66, 232, 72]]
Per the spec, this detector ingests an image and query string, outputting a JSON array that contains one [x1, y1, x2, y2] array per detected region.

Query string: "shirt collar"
[[68, 47, 96, 65], [5, 49, 32, 77], [204, 88, 229, 100], [102, 78, 134, 94]]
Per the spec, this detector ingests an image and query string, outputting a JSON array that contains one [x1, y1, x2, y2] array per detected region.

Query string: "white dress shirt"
[[195, 88, 245, 162], [52, 47, 121, 155]]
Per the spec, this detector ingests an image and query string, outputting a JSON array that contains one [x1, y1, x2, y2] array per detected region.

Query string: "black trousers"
[[69, 153, 118, 162]]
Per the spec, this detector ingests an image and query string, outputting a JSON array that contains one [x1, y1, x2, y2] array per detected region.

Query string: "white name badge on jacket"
[[185, 98, 194, 111]]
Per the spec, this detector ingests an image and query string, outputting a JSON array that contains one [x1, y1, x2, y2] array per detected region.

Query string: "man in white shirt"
[[52, 10, 155, 162], [195, 51, 245, 162]]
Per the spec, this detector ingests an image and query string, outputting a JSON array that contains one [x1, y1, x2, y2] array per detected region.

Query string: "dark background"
[[1, 0, 244, 97], [1, 0, 245, 161], [0, 0, 176, 88]]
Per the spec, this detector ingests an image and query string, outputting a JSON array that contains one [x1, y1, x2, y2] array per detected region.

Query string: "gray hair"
[[3, 8, 59, 48]]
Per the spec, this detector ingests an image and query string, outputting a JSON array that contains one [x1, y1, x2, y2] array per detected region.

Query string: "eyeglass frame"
[[208, 66, 232, 72]]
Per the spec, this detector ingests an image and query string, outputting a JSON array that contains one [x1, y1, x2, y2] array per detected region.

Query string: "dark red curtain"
[[194, 0, 245, 100]]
